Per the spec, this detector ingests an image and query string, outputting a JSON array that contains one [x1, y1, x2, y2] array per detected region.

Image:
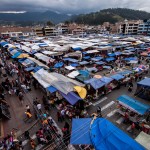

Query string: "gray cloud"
[[0, 0, 150, 13]]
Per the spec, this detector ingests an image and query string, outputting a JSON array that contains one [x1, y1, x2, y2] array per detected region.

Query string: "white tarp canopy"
[[135, 131, 150, 150], [53, 45, 70, 52], [86, 50, 99, 54], [34, 53, 55, 64], [65, 66, 76, 70], [42, 51, 58, 55], [64, 51, 82, 58], [67, 71, 79, 78], [28, 57, 49, 69], [33, 69, 84, 94], [21, 45, 32, 53]]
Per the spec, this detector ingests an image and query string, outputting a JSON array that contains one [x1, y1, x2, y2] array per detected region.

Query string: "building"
[[34, 26, 58, 37], [34, 27, 44, 37], [57, 23, 69, 34], [138, 19, 150, 36], [0, 26, 34, 38], [118, 20, 143, 35]]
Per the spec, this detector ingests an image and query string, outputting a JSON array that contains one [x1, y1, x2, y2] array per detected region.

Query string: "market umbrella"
[[17, 53, 29, 58], [94, 75, 102, 79], [74, 86, 87, 99]]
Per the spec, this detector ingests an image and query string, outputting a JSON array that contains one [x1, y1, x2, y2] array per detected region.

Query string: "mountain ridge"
[[71, 8, 150, 25]]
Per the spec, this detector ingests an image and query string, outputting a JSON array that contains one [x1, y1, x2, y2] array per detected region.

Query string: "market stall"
[[116, 95, 150, 124], [135, 78, 150, 100]]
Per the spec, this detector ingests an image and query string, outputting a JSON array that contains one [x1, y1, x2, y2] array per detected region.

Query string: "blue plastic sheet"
[[47, 86, 57, 93], [137, 78, 150, 88], [95, 61, 105, 65], [105, 57, 115, 62], [110, 74, 124, 81], [54, 62, 64, 68], [85, 78, 105, 90], [11, 52, 22, 58], [70, 118, 92, 144], [117, 95, 150, 115], [70, 118, 145, 150], [100, 76, 113, 84], [59, 91, 82, 105], [90, 118, 145, 150]]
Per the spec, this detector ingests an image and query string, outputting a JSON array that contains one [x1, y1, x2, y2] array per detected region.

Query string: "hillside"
[[72, 8, 150, 25], [0, 11, 71, 26]]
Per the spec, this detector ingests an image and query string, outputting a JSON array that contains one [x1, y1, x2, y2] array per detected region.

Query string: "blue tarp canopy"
[[64, 58, 79, 63], [79, 70, 89, 77], [117, 95, 150, 115], [137, 78, 150, 88], [0, 41, 8, 46], [100, 76, 113, 84], [33, 66, 43, 73], [105, 57, 115, 62], [11, 52, 22, 58], [84, 78, 105, 90], [103, 66, 111, 69], [83, 56, 91, 60], [24, 66, 35, 72], [72, 47, 82, 51], [59, 91, 82, 105], [90, 118, 145, 150], [18, 58, 26, 63], [118, 70, 132, 76], [124, 57, 138, 61], [76, 75, 91, 83], [114, 51, 122, 56], [70, 63, 79, 67], [95, 61, 105, 65], [54, 62, 64, 68], [70, 118, 145, 150], [70, 118, 92, 144], [111, 74, 125, 81], [47, 86, 57, 93], [38, 43, 48, 47], [91, 56, 103, 61], [86, 67, 98, 72], [108, 53, 115, 57], [8, 47, 14, 51], [79, 61, 89, 65]]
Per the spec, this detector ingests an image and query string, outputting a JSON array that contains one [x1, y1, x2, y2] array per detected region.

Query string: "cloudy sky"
[[0, 0, 150, 13]]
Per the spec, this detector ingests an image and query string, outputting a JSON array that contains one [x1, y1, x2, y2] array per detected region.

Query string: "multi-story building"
[[118, 20, 143, 35], [138, 19, 150, 36], [57, 23, 69, 34], [34, 27, 44, 37], [0, 26, 34, 38], [34, 26, 58, 37]]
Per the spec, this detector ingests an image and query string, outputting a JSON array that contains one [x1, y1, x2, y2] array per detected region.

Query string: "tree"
[[46, 21, 53, 26]]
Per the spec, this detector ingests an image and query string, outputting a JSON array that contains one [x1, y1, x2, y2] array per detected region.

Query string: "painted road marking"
[[116, 117, 124, 124], [107, 109, 117, 117], [126, 125, 131, 131], [22, 140, 28, 146], [101, 101, 115, 111], [92, 97, 107, 106]]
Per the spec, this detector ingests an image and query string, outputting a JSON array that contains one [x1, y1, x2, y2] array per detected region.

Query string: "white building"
[[138, 19, 150, 36], [119, 19, 143, 35]]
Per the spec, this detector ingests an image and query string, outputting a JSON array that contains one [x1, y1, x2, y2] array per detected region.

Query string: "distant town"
[[0, 19, 150, 39]]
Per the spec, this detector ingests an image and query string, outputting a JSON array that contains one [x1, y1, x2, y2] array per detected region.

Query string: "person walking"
[[18, 91, 24, 105], [26, 105, 31, 113], [97, 106, 102, 117]]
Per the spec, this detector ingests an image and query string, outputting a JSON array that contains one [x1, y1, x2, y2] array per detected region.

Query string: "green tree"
[[46, 21, 53, 26]]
